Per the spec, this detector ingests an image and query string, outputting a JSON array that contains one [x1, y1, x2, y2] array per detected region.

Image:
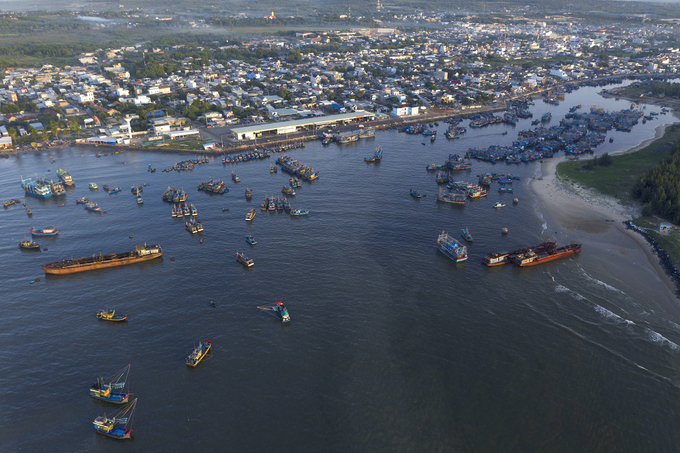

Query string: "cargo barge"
[[42, 244, 162, 275], [511, 242, 581, 266]]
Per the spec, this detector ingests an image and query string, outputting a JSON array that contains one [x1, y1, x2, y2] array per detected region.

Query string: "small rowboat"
[[96, 309, 128, 322]]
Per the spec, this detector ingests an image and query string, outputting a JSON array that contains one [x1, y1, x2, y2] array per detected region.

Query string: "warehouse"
[[229, 110, 375, 141]]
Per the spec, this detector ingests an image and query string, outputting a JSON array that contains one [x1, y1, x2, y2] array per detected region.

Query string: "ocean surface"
[[2, 84, 680, 452]]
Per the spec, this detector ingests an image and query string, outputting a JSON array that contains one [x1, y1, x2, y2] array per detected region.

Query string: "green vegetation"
[[633, 142, 680, 223], [556, 124, 680, 204], [633, 218, 680, 267]]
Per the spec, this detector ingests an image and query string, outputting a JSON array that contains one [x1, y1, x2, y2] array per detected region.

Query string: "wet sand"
[[530, 120, 680, 308]]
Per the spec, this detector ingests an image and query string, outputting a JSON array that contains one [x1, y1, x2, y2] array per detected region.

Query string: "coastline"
[[530, 119, 680, 305]]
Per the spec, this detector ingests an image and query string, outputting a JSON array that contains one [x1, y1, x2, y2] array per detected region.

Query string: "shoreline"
[[530, 115, 680, 304]]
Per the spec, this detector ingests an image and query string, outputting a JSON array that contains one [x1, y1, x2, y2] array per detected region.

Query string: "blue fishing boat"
[[409, 188, 423, 199], [90, 365, 131, 404], [85, 202, 102, 212], [437, 231, 468, 263], [236, 251, 254, 267], [29, 227, 59, 236], [290, 209, 309, 216], [461, 228, 473, 243], [93, 398, 137, 440], [20, 176, 52, 198], [275, 300, 290, 323], [245, 235, 257, 245]]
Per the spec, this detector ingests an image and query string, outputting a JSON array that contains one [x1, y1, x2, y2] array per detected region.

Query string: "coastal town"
[[0, 11, 678, 152]]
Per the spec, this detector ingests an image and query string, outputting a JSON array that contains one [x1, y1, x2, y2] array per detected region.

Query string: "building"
[[0, 135, 12, 149], [167, 129, 200, 140], [229, 111, 375, 141], [391, 106, 420, 117]]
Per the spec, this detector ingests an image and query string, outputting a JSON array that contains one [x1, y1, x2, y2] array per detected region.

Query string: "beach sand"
[[530, 120, 680, 309]]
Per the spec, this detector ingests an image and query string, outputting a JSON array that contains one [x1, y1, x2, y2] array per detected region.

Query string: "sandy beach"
[[530, 119, 680, 309]]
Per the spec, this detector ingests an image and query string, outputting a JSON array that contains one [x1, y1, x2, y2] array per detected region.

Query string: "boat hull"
[[42, 247, 162, 275], [513, 247, 581, 267], [94, 426, 131, 439]]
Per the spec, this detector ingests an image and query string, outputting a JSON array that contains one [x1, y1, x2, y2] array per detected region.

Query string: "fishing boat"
[[235, 251, 254, 268], [437, 231, 468, 263], [270, 165, 277, 173], [245, 234, 257, 245], [409, 188, 423, 199], [231, 172, 240, 183], [107, 187, 122, 195], [498, 187, 513, 193], [76, 197, 90, 204], [20, 176, 52, 198], [512, 242, 582, 267], [283, 199, 291, 212], [245, 208, 256, 222], [85, 202, 102, 212], [290, 178, 302, 188], [19, 239, 40, 250], [26, 208, 32, 217], [42, 244, 162, 275], [364, 146, 383, 163], [493, 202, 506, 208], [136, 195, 143, 205], [90, 365, 130, 404], [290, 209, 309, 216], [482, 251, 511, 266], [30, 227, 59, 236], [358, 127, 375, 139], [282, 185, 296, 196], [275, 300, 290, 323], [461, 228, 473, 242], [190, 204, 197, 216], [93, 398, 137, 440], [245, 187, 252, 200], [3, 198, 21, 208], [89, 182, 98, 190], [131, 185, 143, 195], [96, 308, 128, 322], [56, 168, 74, 186], [186, 340, 212, 367]]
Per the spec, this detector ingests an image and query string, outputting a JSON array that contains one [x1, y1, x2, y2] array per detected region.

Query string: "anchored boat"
[[246, 234, 257, 245], [19, 239, 40, 250], [186, 340, 212, 367], [236, 251, 254, 268], [93, 398, 137, 440], [90, 365, 131, 404], [42, 244, 162, 275], [461, 228, 473, 242], [96, 308, 128, 322], [30, 227, 59, 236], [437, 231, 468, 263]]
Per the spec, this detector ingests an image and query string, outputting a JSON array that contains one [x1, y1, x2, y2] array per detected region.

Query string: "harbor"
[[1, 81, 680, 451]]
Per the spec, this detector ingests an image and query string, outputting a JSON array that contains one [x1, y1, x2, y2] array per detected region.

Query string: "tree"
[[49, 120, 59, 139], [68, 118, 80, 136], [27, 125, 37, 141]]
